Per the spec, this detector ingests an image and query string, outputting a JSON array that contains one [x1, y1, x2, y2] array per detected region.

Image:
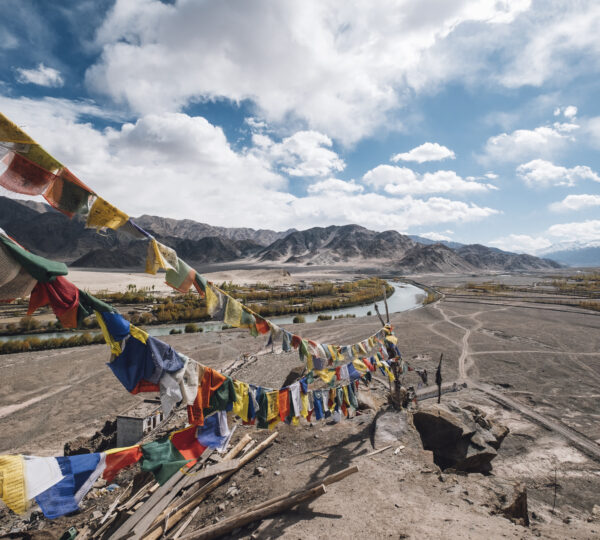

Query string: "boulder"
[[411, 402, 508, 473], [371, 409, 411, 448]]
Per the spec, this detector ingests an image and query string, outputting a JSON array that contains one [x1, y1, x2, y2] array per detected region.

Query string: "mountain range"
[[0, 196, 568, 273]]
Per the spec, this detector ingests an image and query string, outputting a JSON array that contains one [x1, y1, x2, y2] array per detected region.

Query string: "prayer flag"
[[43, 169, 94, 217], [103, 447, 142, 483], [0, 455, 27, 514], [35, 453, 105, 519], [86, 197, 129, 230], [27, 276, 80, 328]]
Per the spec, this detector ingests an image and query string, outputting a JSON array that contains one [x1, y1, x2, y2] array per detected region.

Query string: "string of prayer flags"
[[85, 196, 128, 230]]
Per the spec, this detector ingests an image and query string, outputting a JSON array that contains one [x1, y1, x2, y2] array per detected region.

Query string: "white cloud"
[[250, 130, 345, 177], [391, 142, 455, 163], [517, 159, 600, 188], [582, 116, 600, 149], [485, 172, 498, 179], [480, 124, 574, 164], [0, 96, 498, 232], [563, 105, 578, 119], [307, 178, 363, 194], [85, 0, 534, 144], [15, 63, 64, 87], [548, 220, 600, 243], [419, 232, 453, 242], [363, 165, 494, 195], [489, 234, 552, 254], [549, 194, 600, 212]]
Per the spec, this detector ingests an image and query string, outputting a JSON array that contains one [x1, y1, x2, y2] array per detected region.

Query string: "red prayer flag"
[[103, 446, 143, 483], [278, 389, 290, 422], [0, 152, 58, 195], [170, 425, 206, 466], [27, 276, 79, 328]]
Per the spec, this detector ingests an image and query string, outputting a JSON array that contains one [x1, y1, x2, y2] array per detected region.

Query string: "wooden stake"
[[364, 445, 392, 457], [179, 485, 327, 540]]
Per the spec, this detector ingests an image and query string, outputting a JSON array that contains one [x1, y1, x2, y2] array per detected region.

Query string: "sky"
[[1, 0, 599, 254]]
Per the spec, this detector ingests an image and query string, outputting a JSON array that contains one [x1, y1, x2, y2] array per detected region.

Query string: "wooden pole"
[[436, 353, 443, 404], [382, 286, 390, 323], [373, 303, 385, 326], [179, 485, 327, 540]]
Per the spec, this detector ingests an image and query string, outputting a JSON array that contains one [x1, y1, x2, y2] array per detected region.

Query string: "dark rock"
[[501, 483, 530, 527], [411, 402, 509, 473]]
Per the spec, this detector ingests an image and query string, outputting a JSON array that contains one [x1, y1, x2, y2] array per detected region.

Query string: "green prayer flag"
[[0, 234, 68, 282], [140, 437, 189, 485]]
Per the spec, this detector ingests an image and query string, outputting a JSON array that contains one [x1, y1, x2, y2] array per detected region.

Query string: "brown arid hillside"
[[0, 196, 561, 273]]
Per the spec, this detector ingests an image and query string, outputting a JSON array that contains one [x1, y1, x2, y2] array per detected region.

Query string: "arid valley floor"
[[1, 270, 599, 539]]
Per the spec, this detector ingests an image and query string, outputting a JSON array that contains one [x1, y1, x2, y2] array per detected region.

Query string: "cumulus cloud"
[[307, 178, 363, 194], [479, 124, 574, 164], [517, 159, 600, 188], [563, 105, 578, 119], [489, 234, 552, 254], [250, 130, 345, 177], [0, 96, 498, 232], [549, 194, 600, 212], [391, 142, 455, 163], [15, 63, 64, 87], [362, 165, 494, 195], [85, 0, 535, 144], [548, 220, 600, 243]]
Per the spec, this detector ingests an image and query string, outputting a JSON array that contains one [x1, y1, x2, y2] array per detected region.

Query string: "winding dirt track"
[[432, 298, 600, 461]]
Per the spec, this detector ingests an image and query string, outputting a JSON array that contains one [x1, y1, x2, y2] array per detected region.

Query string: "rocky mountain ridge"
[[0, 196, 561, 272]]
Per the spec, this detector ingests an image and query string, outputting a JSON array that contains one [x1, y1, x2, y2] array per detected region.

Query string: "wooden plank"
[[128, 460, 240, 539], [172, 507, 200, 540]]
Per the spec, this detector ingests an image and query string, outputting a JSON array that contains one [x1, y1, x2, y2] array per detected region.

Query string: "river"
[[0, 281, 425, 343]]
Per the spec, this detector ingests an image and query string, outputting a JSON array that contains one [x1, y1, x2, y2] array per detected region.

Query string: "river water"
[[0, 281, 424, 343]]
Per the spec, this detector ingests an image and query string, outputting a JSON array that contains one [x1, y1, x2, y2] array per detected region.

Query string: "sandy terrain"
[[1, 274, 600, 538], [67, 266, 354, 295]]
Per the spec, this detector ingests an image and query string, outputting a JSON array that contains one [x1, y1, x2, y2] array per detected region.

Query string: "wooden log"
[[373, 303, 385, 326], [180, 484, 327, 540], [246, 465, 358, 513], [142, 433, 276, 540]]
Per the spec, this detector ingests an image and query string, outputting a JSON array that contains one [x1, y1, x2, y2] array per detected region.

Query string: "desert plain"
[[1, 267, 599, 539]]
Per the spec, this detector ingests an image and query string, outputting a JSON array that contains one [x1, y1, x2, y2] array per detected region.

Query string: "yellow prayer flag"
[[352, 359, 368, 373], [0, 455, 27, 515], [385, 335, 398, 345], [0, 114, 63, 173], [266, 391, 279, 421], [314, 369, 335, 384], [129, 325, 149, 344], [300, 392, 309, 418], [224, 297, 243, 327], [145, 239, 176, 274], [232, 381, 249, 422], [205, 285, 219, 315], [86, 197, 129, 230]]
